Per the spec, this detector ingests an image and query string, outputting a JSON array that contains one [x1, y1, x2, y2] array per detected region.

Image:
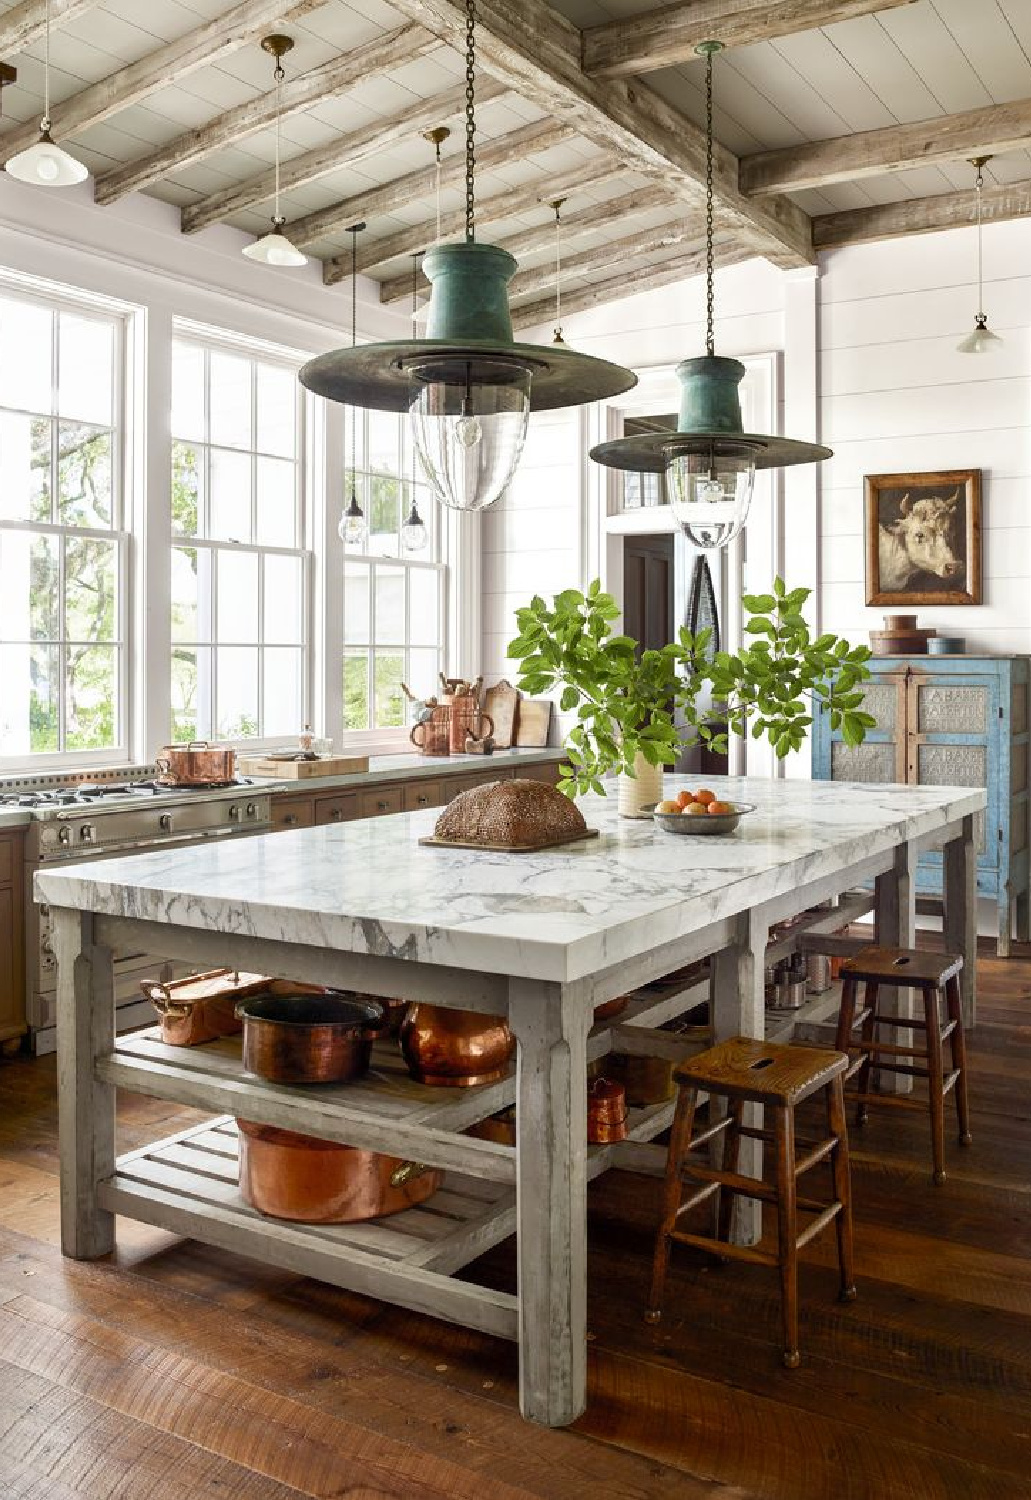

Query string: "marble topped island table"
[[39, 775, 985, 1428]]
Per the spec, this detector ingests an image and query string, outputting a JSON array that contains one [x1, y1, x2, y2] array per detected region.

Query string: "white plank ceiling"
[[0, 0, 1030, 305]]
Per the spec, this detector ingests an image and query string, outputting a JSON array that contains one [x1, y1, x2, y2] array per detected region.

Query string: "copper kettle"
[[399, 1003, 514, 1087]]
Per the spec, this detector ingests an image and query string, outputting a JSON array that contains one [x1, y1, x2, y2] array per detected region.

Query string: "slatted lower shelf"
[[101, 1115, 520, 1340]]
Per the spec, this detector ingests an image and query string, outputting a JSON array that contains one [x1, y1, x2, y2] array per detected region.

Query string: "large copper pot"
[[155, 740, 237, 786], [399, 1003, 514, 1087], [236, 1119, 442, 1223], [236, 990, 384, 1084]]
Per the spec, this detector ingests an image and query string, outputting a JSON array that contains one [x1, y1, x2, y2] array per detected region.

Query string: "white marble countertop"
[[35, 776, 986, 985]]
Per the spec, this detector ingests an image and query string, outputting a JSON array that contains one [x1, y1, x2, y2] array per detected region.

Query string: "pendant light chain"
[[550, 197, 566, 345], [43, 0, 51, 129], [975, 159, 985, 321], [349, 224, 360, 501], [704, 44, 715, 358], [465, 0, 476, 244], [435, 139, 443, 245], [273, 54, 284, 223]]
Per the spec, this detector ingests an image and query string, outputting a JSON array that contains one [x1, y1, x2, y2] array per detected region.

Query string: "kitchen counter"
[[0, 806, 32, 829], [39, 774, 984, 1430]]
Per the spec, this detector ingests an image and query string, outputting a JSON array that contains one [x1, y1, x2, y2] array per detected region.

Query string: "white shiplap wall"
[[819, 220, 1031, 657]]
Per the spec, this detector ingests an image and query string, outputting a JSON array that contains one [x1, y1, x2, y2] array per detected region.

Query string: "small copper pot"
[[155, 740, 237, 786], [237, 1119, 442, 1223], [400, 1003, 514, 1087], [236, 990, 384, 1084], [588, 1077, 628, 1143]]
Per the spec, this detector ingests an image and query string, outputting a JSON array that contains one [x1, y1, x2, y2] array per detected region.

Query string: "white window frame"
[[0, 274, 132, 773], [170, 322, 312, 750]]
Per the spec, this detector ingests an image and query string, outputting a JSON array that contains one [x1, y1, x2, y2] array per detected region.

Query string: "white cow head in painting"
[[879, 490, 962, 590]]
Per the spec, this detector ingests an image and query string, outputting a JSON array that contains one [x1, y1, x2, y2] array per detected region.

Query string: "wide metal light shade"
[[299, 242, 636, 416], [6, 127, 88, 186], [590, 354, 831, 548]]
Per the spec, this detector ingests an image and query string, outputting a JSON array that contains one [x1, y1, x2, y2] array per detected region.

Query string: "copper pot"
[[588, 1077, 628, 1143], [155, 740, 237, 786], [399, 1003, 514, 1087], [361, 995, 408, 1041], [236, 1119, 443, 1223], [236, 990, 384, 1084]]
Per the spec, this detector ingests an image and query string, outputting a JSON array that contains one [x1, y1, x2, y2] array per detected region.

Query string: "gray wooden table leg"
[[874, 840, 916, 1095], [54, 909, 116, 1259], [945, 814, 978, 1030], [711, 908, 767, 1245], [508, 977, 590, 1428]]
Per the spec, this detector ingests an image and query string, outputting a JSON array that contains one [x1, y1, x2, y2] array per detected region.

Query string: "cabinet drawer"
[[360, 786, 403, 819], [272, 796, 315, 830], [518, 761, 561, 786], [0, 837, 13, 887], [403, 780, 443, 812], [315, 793, 359, 825]]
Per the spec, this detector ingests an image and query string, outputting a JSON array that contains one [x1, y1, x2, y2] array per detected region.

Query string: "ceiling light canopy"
[[300, 0, 636, 515], [242, 34, 306, 270], [5, 0, 87, 187], [588, 41, 830, 551], [957, 155, 1001, 355]]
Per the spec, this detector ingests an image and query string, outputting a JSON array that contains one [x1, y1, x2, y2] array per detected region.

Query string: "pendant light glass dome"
[[5, 0, 87, 187], [299, 0, 636, 515], [242, 35, 306, 269], [957, 156, 1001, 354], [401, 501, 428, 551], [337, 223, 367, 547], [588, 41, 830, 551]]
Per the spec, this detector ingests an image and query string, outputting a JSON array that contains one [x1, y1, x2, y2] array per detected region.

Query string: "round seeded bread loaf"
[[433, 777, 585, 849]]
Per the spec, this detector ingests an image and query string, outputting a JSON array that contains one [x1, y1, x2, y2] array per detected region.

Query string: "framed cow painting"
[[864, 469, 982, 607]]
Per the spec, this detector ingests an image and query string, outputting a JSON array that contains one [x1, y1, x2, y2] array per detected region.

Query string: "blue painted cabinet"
[[812, 656, 1030, 955]]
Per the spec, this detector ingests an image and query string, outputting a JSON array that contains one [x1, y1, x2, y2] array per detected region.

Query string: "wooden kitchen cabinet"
[[0, 830, 26, 1046], [403, 780, 443, 812], [271, 794, 315, 830], [359, 786, 404, 820], [315, 792, 359, 825]]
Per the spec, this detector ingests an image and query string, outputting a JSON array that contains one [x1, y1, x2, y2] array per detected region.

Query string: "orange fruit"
[[684, 802, 709, 816], [693, 788, 716, 806], [676, 789, 694, 809], [708, 800, 734, 816]]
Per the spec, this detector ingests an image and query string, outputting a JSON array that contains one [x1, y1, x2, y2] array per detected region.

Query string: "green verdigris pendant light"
[[589, 41, 831, 550], [299, 0, 636, 514]]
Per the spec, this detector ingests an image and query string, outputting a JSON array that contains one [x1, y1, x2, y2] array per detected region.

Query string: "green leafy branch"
[[508, 577, 874, 798]]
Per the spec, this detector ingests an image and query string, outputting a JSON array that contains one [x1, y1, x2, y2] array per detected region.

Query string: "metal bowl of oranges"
[[646, 788, 756, 836]]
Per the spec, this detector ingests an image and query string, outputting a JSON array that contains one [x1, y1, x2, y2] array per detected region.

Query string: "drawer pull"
[[377, 800, 388, 811], [330, 809, 342, 821], [283, 814, 298, 826]]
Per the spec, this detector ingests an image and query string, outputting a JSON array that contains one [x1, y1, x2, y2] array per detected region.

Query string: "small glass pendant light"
[[588, 41, 830, 551], [338, 223, 368, 547], [299, 0, 636, 515], [401, 255, 429, 552], [957, 155, 1002, 354], [242, 35, 306, 268], [5, 0, 88, 187]]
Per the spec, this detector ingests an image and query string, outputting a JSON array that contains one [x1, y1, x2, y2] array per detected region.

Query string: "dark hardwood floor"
[[1, 938, 1029, 1499]]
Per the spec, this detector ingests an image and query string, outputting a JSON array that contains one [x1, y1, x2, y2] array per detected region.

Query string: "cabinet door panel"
[[915, 744, 988, 855], [0, 885, 25, 1040]]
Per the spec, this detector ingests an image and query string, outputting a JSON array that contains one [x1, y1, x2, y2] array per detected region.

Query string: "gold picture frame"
[[864, 469, 982, 607]]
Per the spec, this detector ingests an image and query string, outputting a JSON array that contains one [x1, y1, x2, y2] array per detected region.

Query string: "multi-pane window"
[[0, 291, 125, 759], [170, 337, 307, 741], [342, 409, 445, 733]]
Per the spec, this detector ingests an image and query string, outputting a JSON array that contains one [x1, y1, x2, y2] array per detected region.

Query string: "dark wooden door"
[[623, 535, 674, 656]]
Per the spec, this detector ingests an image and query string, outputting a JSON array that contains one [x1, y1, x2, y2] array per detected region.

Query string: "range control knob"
[[246, 801, 257, 818], [79, 824, 95, 844], [58, 826, 72, 846], [159, 813, 173, 832], [228, 804, 241, 822]]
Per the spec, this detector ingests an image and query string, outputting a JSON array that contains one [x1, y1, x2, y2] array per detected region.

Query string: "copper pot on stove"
[[399, 1003, 514, 1087], [236, 1119, 443, 1223], [155, 740, 237, 786]]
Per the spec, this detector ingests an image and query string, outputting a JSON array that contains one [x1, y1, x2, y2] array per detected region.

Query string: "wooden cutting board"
[[514, 698, 553, 747], [238, 754, 370, 780], [484, 679, 519, 748]]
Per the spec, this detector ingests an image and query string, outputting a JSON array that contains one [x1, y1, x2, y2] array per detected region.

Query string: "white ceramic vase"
[[616, 750, 663, 818]]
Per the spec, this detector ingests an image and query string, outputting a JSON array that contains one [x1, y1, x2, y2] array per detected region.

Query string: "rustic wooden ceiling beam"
[[180, 77, 507, 236], [376, 183, 681, 302], [742, 95, 1031, 196], [0, 0, 99, 57], [323, 156, 623, 284], [0, 0, 323, 169], [511, 239, 754, 330], [289, 114, 572, 250], [813, 178, 1031, 249], [93, 22, 437, 207], [581, 0, 916, 79], [507, 216, 706, 302], [382, 0, 814, 268]]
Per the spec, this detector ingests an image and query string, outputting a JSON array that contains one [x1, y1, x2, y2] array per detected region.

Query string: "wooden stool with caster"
[[835, 947, 972, 1185], [645, 1036, 857, 1369]]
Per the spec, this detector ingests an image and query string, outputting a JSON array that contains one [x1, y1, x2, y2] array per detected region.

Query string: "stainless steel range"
[[3, 766, 272, 1054]]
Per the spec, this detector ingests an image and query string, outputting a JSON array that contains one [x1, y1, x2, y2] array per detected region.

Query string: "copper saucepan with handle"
[[235, 989, 385, 1084], [155, 740, 237, 786]]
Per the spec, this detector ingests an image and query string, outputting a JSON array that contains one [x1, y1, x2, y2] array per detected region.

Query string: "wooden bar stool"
[[836, 946, 972, 1185], [646, 1036, 856, 1369]]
